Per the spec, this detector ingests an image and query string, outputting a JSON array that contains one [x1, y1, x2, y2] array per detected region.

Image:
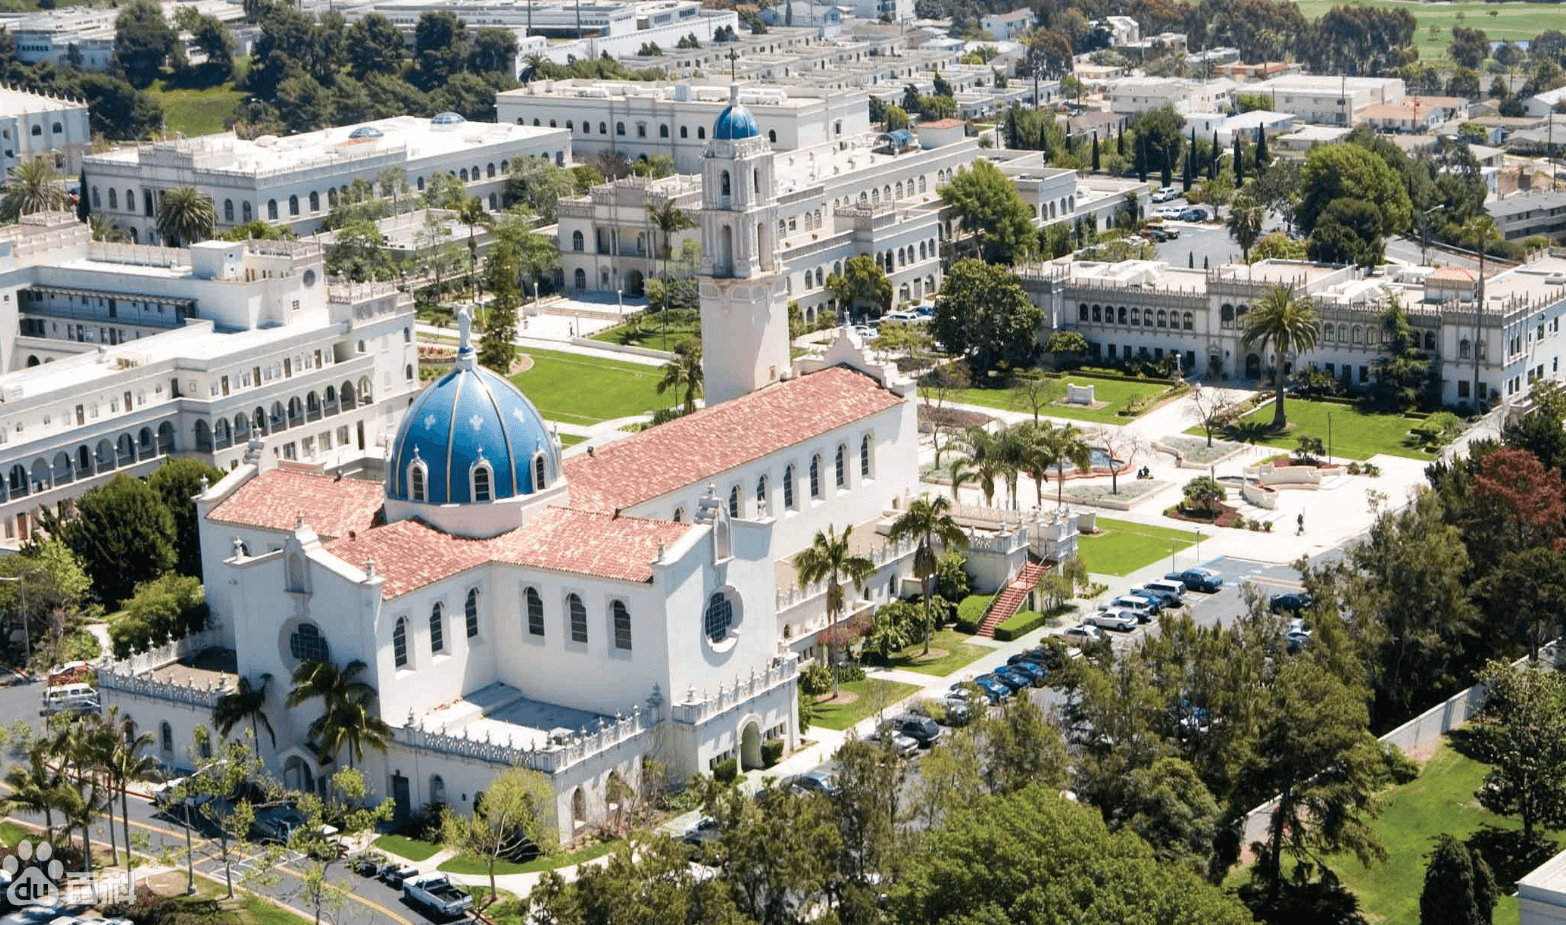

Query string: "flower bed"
[[1156, 435, 1246, 467], [1165, 502, 1273, 531], [919, 405, 993, 430], [1058, 480, 1167, 510]]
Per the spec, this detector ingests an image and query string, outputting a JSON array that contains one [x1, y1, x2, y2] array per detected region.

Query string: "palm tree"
[[455, 196, 494, 304], [213, 673, 276, 748], [657, 342, 703, 414], [793, 524, 876, 698], [89, 215, 127, 243], [286, 659, 392, 773], [1227, 192, 1265, 264], [996, 424, 1031, 510], [646, 199, 695, 343], [1038, 422, 1092, 509], [0, 156, 66, 220], [1, 741, 64, 838], [1460, 216, 1502, 407], [1240, 284, 1321, 429], [377, 167, 409, 215], [103, 713, 157, 892], [155, 187, 215, 247], [948, 455, 975, 504], [888, 495, 968, 655], [955, 426, 1006, 508]]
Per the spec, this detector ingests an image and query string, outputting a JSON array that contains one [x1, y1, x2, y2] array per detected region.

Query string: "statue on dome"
[[457, 304, 473, 352]]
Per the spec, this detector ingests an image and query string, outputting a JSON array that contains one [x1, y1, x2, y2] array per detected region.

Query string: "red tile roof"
[[564, 366, 903, 514], [324, 508, 692, 598], [208, 470, 384, 540], [920, 118, 965, 129], [1429, 266, 1479, 283]]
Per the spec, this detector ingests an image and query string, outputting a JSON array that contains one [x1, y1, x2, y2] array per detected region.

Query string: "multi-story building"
[[2, 0, 247, 71], [1105, 76, 1235, 116], [1248, 75, 1405, 127], [979, 8, 1032, 41], [1027, 253, 1566, 409], [81, 115, 571, 244], [1489, 191, 1566, 242], [0, 85, 91, 176], [0, 212, 419, 550]]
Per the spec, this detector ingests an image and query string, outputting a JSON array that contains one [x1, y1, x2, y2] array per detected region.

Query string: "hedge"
[[714, 758, 737, 783], [955, 594, 995, 634], [994, 610, 1047, 642], [761, 739, 784, 768]]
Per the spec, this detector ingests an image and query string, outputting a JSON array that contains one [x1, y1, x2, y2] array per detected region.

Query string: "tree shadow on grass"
[[1445, 726, 1489, 762], [1219, 419, 1285, 446], [1466, 825, 1559, 892], [1237, 870, 1369, 925]]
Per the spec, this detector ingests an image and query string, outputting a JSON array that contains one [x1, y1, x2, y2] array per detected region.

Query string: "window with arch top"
[[784, 464, 796, 510], [860, 434, 872, 478], [755, 474, 768, 514], [472, 461, 492, 503], [835, 444, 846, 488], [290, 623, 329, 663], [465, 588, 479, 638], [525, 586, 544, 637], [809, 454, 821, 499], [728, 485, 740, 518], [612, 600, 632, 651], [393, 617, 408, 668], [568, 593, 587, 643], [409, 462, 427, 502], [704, 592, 733, 643], [720, 170, 731, 197], [533, 453, 547, 491], [429, 602, 445, 654]]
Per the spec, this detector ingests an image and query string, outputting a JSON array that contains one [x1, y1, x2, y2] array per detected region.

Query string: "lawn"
[[590, 321, 698, 354], [1077, 516, 1203, 576], [236, 893, 314, 925], [509, 348, 670, 426], [810, 678, 922, 730], [150, 84, 247, 137], [1230, 739, 1530, 925], [371, 833, 443, 861], [927, 374, 1175, 425], [1295, 0, 1560, 59], [558, 432, 587, 446], [880, 628, 993, 677], [0, 821, 26, 848], [1191, 397, 1428, 460], [437, 839, 617, 875]]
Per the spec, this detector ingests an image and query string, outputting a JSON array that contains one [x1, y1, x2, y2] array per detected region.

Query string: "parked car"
[[883, 310, 919, 324], [1176, 699, 1211, 734], [1086, 609, 1140, 632], [1137, 579, 1187, 607], [1165, 568, 1223, 593], [1004, 661, 1049, 686], [681, 817, 723, 857], [1268, 591, 1314, 614], [1108, 594, 1157, 619], [887, 713, 942, 747], [790, 769, 838, 797], [1178, 207, 1209, 222], [1125, 234, 1147, 246], [404, 875, 474, 918], [875, 727, 921, 759], [249, 804, 308, 844], [1122, 589, 1169, 614], [378, 863, 420, 888], [1061, 624, 1103, 645], [913, 304, 935, 318], [1152, 186, 1179, 203], [351, 851, 386, 877], [936, 696, 974, 725], [971, 675, 1013, 701]]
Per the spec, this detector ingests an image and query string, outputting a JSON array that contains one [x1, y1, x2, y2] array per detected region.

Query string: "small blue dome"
[[348, 126, 383, 139], [387, 359, 558, 506], [432, 111, 466, 126], [714, 102, 759, 141]]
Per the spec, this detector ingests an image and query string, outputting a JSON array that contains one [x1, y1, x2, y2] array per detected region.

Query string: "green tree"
[[1128, 105, 1187, 181], [645, 198, 696, 339], [113, 0, 176, 88], [468, 26, 518, 74], [148, 457, 224, 578], [103, 712, 157, 893], [1307, 197, 1386, 267], [1420, 832, 1497, 925], [1471, 659, 1566, 845], [441, 766, 555, 905], [1226, 192, 1265, 263], [1036, 421, 1092, 509], [1182, 474, 1226, 514], [882, 103, 910, 131], [793, 524, 875, 698], [345, 13, 406, 79], [825, 253, 892, 318], [212, 673, 276, 749], [1503, 381, 1566, 470], [155, 187, 215, 247], [61, 474, 176, 607], [326, 220, 395, 282], [1296, 143, 1412, 237], [412, 10, 469, 90], [656, 342, 703, 414], [76, 73, 164, 141], [939, 159, 1037, 264], [290, 768, 394, 925], [1116, 757, 1222, 876], [285, 659, 392, 772], [0, 537, 91, 659], [1241, 284, 1320, 428], [0, 156, 66, 220], [930, 259, 1042, 377], [1249, 231, 1308, 262], [887, 495, 968, 654], [454, 196, 493, 301]]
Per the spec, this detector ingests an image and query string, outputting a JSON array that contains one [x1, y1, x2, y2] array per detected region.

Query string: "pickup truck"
[[404, 875, 473, 918]]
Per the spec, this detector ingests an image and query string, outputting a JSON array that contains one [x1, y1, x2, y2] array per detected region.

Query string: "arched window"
[[109, 188, 117, 209], [860, 434, 872, 478], [409, 462, 427, 502], [612, 600, 632, 651], [1118, 306, 1127, 324], [290, 623, 329, 663], [1092, 305, 1102, 322], [429, 603, 444, 654], [161, 722, 173, 752], [1130, 308, 1140, 325], [243, 201, 252, 222], [568, 594, 588, 643], [698, 126, 706, 139], [1079, 304, 1090, 321], [755, 474, 768, 514], [268, 199, 278, 220], [1157, 310, 1167, 328], [1184, 312, 1194, 330], [660, 124, 669, 138], [393, 617, 408, 668], [1424, 331, 1435, 350], [289, 195, 299, 216], [784, 464, 796, 510], [430, 775, 446, 806], [768, 129, 777, 143], [616, 121, 625, 135], [1460, 339, 1472, 359], [809, 454, 822, 499], [223, 199, 233, 222], [704, 592, 733, 643], [572, 230, 584, 251], [472, 462, 492, 502], [533, 453, 547, 491], [720, 171, 731, 196], [29, 124, 39, 136], [308, 191, 319, 212], [728, 485, 740, 517], [835, 444, 847, 488], [599, 122, 607, 134], [525, 587, 544, 636], [465, 588, 479, 638]]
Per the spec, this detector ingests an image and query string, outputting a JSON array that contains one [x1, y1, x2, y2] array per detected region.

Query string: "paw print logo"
[[4, 838, 63, 907]]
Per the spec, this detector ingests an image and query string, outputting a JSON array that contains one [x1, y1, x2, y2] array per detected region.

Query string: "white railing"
[[776, 535, 918, 609], [968, 525, 1030, 554], [669, 659, 797, 726], [397, 701, 655, 775], [950, 502, 1026, 528], [97, 627, 223, 678], [97, 669, 226, 709]]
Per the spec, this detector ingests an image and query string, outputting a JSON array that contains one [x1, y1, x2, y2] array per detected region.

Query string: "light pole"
[[1170, 539, 1178, 573], [0, 575, 28, 670], [1327, 410, 1333, 464]]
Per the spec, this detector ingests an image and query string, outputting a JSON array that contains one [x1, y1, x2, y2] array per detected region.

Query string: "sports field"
[[1294, 0, 1560, 59]]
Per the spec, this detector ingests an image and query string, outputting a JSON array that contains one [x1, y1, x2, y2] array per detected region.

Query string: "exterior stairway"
[[976, 561, 1049, 638]]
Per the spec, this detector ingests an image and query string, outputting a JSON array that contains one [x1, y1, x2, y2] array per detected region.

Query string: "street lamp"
[[0, 576, 28, 670], [1327, 410, 1334, 464]]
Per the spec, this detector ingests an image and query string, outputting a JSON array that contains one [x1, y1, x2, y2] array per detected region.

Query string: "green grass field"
[[590, 321, 698, 354], [151, 84, 246, 137], [438, 839, 617, 875], [928, 374, 1174, 425], [371, 833, 443, 861], [1192, 397, 1429, 460], [881, 628, 994, 677], [810, 678, 921, 730], [1077, 516, 1204, 576], [510, 348, 669, 426], [1294, 0, 1558, 59]]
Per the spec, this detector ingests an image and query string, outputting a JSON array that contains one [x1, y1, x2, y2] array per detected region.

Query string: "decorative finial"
[[656, 540, 666, 561], [457, 305, 473, 353], [295, 512, 304, 530], [365, 558, 376, 578]]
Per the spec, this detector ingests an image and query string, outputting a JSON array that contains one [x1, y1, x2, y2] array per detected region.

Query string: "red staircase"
[[976, 561, 1050, 638]]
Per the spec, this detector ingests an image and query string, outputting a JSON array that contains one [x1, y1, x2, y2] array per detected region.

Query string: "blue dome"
[[432, 111, 466, 125], [713, 102, 759, 141], [348, 126, 383, 139], [387, 359, 557, 506]]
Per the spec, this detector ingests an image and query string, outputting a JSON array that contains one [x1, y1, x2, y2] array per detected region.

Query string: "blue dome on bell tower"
[[713, 85, 760, 141]]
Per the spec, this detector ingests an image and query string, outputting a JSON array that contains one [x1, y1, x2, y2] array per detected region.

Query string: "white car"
[[1125, 235, 1147, 246], [1086, 609, 1140, 632], [1061, 624, 1103, 645], [883, 310, 919, 323], [1106, 596, 1153, 621], [1154, 205, 1183, 219], [1152, 186, 1178, 203]]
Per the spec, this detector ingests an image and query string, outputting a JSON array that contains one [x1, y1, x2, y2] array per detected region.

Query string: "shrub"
[[761, 739, 784, 768], [109, 573, 208, 658], [918, 698, 949, 723], [934, 550, 971, 604], [954, 594, 995, 634], [837, 664, 866, 683], [799, 662, 832, 696], [1181, 476, 1226, 514], [1416, 411, 1463, 446], [797, 685, 815, 733], [994, 610, 1047, 641], [713, 758, 738, 783]]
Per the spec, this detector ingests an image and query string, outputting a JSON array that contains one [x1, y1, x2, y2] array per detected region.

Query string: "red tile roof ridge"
[[208, 469, 384, 540]]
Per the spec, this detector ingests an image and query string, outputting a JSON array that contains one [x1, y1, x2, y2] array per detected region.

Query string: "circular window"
[[704, 592, 734, 644], [302, 269, 317, 288], [289, 622, 330, 664]]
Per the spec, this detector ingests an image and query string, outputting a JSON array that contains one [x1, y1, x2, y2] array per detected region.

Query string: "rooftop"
[[564, 365, 902, 514], [427, 681, 606, 749], [0, 84, 85, 113], [208, 469, 385, 541]]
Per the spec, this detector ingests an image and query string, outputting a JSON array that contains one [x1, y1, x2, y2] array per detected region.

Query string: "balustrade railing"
[[669, 659, 797, 726], [396, 701, 655, 775]]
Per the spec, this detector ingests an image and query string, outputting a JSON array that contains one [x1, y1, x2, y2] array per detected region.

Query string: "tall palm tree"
[[1240, 284, 1321, 429], [888, 495, 968, 655], [0, 156, 66, 220], [646, 199, 695, 343], [213, 673, 276, 749], [155, 187, 215, 247], [1019, 422, 1055, 507], [996, 424, 1031, 510], [1038, 422, 1092, 509], [657, 342, 703, 414], [1, 741, 64, 837], [286, 659, 392, 773], [89, 215, 127, 243], [955, 426, 1005, 508], [793, 524, 876, 698], [1460, 216, 1502, 408], [103, 713, 157, 892], [948, 455, 975, 504], [455, 196, 494, 304]]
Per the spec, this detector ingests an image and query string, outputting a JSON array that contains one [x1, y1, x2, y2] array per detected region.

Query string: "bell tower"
[[697, 83, 792, 407]]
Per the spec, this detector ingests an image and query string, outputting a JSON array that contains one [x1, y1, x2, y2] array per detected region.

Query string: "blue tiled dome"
[[713, 102, 759, 141], [387, 354, 558, 506]]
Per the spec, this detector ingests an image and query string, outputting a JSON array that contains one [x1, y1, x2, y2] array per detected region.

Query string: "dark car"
[[937, 697, 973, 725], [379, 863, 420, 888], [791, 770, 839, 797], [1121, 590, 1165, 615], [1165, 568, 1223, 593], [988, 667, 1031, 692], [888, 713, 943, 746], [351, 851, 385, 877], [1004, 661, 1049, 686], [1268, 591, 1313, 614], [681, 817, 723, 859], [970, 676, 1011, 702]]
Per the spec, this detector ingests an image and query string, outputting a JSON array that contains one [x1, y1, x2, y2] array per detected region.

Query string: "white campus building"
[[80, 114, 571, 244], [96, 92, 1068, 832], [0, 85, 92, 176], [0, 212, 419, 551]]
